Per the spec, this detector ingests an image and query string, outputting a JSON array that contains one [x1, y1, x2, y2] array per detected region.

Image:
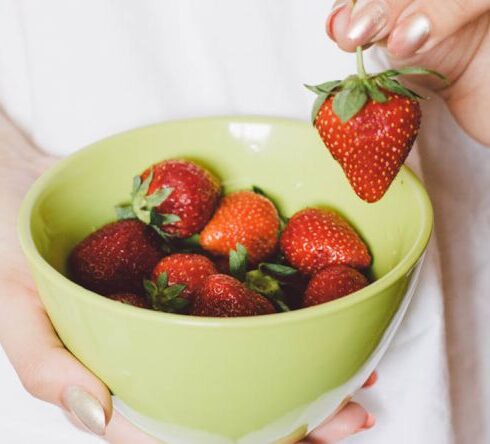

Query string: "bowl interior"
[[27, 117, 431, 289]]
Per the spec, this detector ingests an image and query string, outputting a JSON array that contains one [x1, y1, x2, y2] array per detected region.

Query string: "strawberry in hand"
[[306, 36, 445, 202]]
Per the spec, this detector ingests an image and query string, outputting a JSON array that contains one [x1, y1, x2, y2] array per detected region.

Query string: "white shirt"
[[1, 1, 487, 443]]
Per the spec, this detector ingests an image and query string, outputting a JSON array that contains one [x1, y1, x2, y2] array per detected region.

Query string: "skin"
[[1, 1, 489, 441], [328, 0, 490, 147]]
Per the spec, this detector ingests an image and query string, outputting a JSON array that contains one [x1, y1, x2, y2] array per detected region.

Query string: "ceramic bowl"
[[19, 117, 432, 444]]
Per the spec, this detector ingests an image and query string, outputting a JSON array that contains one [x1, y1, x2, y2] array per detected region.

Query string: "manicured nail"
[[62, 386, 106, 436], [347, 1, 388, 44], [362, 371, 378, 388], [361, 413, 376, 430], [327, 1, 349, 40], [388, 13, 431, 58]]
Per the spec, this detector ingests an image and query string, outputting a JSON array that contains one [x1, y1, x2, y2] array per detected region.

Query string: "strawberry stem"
[[352, 0, 368, 79], [356, 46, 367, 79]]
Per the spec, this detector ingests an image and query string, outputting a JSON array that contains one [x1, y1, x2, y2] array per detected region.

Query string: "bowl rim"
[[18, 115, 433, 328]]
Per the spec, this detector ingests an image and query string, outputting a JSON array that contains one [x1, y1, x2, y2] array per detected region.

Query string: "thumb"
[[0, 282, 112, 436]]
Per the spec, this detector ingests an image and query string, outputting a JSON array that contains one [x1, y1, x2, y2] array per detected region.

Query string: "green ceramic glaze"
[[18, 117, 433, 444]]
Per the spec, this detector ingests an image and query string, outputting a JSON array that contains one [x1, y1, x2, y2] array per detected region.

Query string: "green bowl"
[[19, 116, 432, 444]]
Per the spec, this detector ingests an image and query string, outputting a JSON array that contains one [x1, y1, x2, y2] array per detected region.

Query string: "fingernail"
[[388, 13, 431, 58], [347, 1, 388, 44], [362, 371, 378, 388], [327, 1, 349, 40], [361, 413, 376, 430], [62, 386, 106, 436]]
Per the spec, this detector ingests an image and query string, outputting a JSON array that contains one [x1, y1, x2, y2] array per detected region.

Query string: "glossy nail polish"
[[357, 413, 376, 433], [361, 413, 376, 430], [327, 1, 348, 40], [389, 13, 431, 58], [347, 1, 388, 44], [62, 386, 106, 436]]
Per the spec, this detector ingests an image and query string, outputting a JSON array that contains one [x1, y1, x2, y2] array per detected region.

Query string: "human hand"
[[326, 0, 490, 146], [0, 110, 376, 443], [0, 111, 161, 443]]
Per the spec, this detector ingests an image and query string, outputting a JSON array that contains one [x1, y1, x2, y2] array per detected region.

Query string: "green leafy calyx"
[[115, 169, 181, 239], [229, 243, 248, 281], [305, 67, 447, 124], [245, 270, 290, 312], [144, 272, 188, 313]]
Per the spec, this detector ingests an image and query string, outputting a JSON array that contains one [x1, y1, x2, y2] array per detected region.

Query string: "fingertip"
[[326, 2, 348, 41], [306, 401, 374, 442], [362, 412, 376, 430], [362, 371, 378, 389], [54, 348, 113, 421], [328, 4, 358, 52]]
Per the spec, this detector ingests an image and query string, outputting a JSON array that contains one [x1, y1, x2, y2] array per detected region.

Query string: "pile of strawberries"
[[69, 159, 372, 317]]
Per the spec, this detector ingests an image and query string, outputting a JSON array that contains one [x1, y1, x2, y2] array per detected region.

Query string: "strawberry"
[[306, 51, 445, 202], [303, 265, 368, 307], [280, 208, 371, 275], [69, 219, 163, 295], [117, 159, 221, 238], [200, 190, 280, 265], [191, 274, 275, 317], [314, 91, 421, 202], [108, 293, 150, 309], [151, 253, 218, 302]]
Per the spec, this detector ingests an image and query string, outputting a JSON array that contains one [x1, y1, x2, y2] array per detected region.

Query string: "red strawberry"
[[306, 55, 445, 202], [121, 159, 221, 238], [69, 219, 163, 295], [200, 190, 280, 265], [151, 253, 218, 302], [315, 91, 421, 202], [280, 208, 371, 275], [191, 274, 275, 317], [303, 265, 368, 307], [108, 293, 150, 309]]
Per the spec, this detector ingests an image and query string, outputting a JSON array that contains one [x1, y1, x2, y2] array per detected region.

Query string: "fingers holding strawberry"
[[328, 0, 489, 59], [326, 0, 490, 146], [306, 35, 445, 202]]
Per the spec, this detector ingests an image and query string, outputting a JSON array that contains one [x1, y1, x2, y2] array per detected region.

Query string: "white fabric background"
[[1, 0, 486, 442]]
